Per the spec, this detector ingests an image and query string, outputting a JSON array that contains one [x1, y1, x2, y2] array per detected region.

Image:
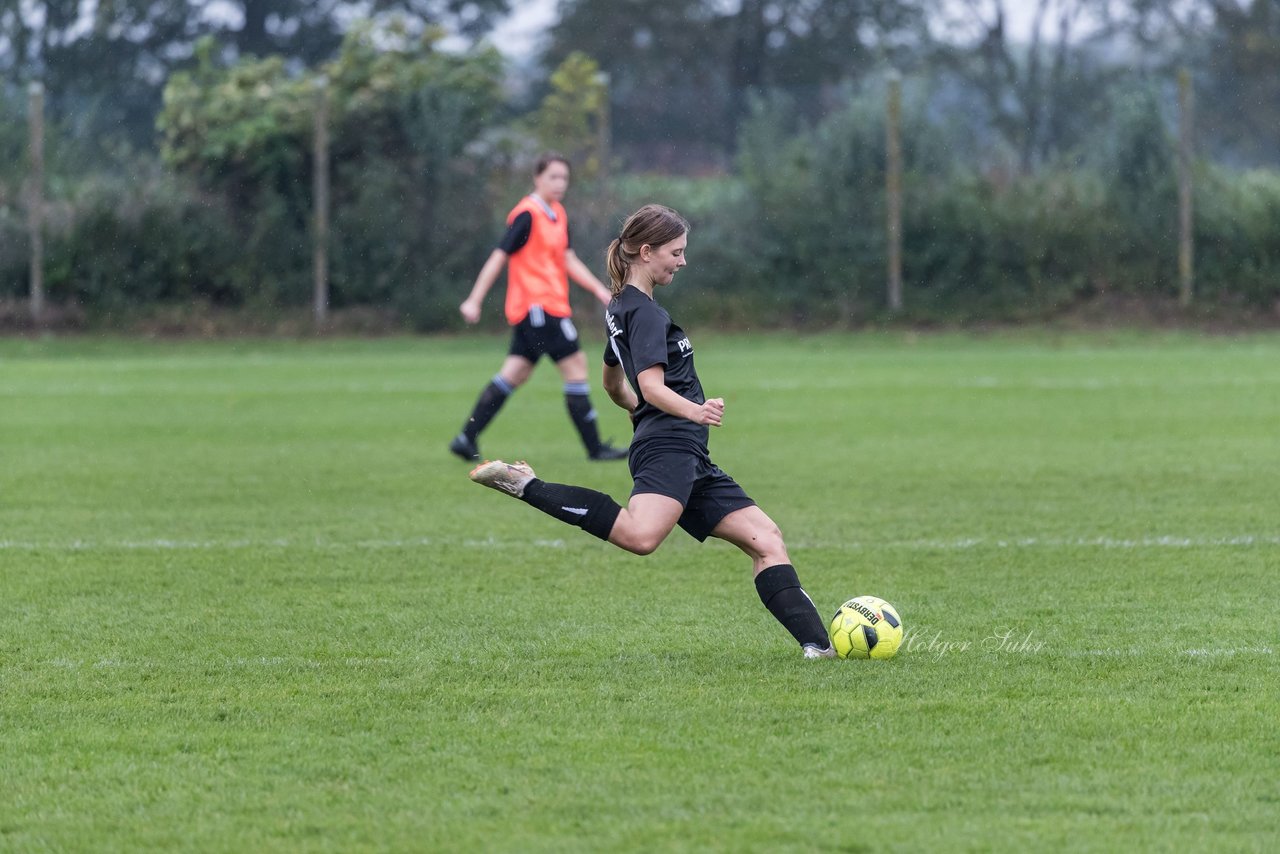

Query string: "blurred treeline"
[[2, 0, 1280, 329]]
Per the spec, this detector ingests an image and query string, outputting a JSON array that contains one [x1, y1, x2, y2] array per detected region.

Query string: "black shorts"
[[508, 306, 581, 363], [629, 437, 756, 542]]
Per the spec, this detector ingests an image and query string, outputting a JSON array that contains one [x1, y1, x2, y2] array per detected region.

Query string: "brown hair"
[[535, 152, 570, 176], [605, 204, 690, 294]]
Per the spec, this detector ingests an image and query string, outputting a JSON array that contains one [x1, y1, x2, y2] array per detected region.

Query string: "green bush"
[[38, 174, 243, 311], [155, 25, 507, 329], [902, 172, 1098, 321], [1196, 166, 1280, 306], [623, 83, 1280, 325], [0, 210, 28, 300]]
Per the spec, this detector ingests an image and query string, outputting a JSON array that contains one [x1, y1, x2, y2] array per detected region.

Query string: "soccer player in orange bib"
[[450, 153, 628, 463]]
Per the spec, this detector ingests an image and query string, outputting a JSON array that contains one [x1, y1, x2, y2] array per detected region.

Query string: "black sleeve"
[[498, 211, 533, 254], [629, 302, 669, 373], [603, 338, 619, 367]]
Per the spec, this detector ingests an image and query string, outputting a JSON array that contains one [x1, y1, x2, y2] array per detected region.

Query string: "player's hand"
[[459, 298, 481, 324], [693, 398, 724, 427]]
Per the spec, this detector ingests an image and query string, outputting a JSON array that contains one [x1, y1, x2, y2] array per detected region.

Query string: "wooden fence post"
[[1177, 67, 1194, 307], [885, 70, 903, 313], [28, 81, 45, 324], [313, 76, 331, 326]]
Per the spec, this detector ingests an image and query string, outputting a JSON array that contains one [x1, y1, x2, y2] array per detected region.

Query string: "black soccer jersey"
[[602, 285, 707, 447]]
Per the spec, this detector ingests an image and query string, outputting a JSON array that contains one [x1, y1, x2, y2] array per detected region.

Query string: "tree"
[[1181, 0, 1280, 166], [1047, 0, 1280, 167], [157, 23, 508, 322], [926, 0, 1131, 174], [202, 0, 509, 62], [546, 0, 928, 169], [0, 0, 509, 148], [0, 0, 193, 147], [528, 51, 609, 180]]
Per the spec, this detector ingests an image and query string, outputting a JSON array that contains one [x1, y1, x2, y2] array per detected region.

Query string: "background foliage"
[[2, 1, 1280, 328]]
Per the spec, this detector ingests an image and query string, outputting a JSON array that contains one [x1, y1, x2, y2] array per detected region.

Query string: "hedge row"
[[3, 79, 1278, 328]]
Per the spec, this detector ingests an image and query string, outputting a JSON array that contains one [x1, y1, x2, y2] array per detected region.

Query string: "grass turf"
[[2, 331, 1278, 851]]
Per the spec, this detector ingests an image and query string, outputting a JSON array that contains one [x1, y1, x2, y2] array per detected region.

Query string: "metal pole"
[[313, 76, 330, 326], [1177, 67, 1194, 307], [885, 70, 903, 313], [28, 81, 45, 324]]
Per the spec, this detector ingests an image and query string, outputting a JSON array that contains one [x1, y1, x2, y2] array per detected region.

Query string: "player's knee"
[[615, 528, 662, 556], [500, 360, 534, 387], [755, 522, 787, 560], [629, 534, 662, 556]]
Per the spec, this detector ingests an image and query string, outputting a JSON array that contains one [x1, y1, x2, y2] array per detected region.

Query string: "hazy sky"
[[483, 1, 559, 57]]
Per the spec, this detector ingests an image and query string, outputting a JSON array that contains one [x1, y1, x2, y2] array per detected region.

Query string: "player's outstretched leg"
[[711, 505, 833, 658], [470, 459, 622, 541]]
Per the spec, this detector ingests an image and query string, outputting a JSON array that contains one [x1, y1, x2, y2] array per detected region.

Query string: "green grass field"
[[2, 331, 1278, 851]]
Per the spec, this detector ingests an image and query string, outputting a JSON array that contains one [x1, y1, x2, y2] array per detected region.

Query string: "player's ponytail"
[[606, 238, 630, 295], [605, 204, 690, 295]]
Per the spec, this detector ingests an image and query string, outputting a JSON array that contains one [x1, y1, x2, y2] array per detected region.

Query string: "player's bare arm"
[[459, 249, 508, 323], [602, 362, 638, 414], [636, 366, 722, 426], [565, 249, 611, 306]]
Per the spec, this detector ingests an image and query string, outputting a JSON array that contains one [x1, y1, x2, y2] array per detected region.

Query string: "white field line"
[[26, 647, 1273, 671], [7, 372, 1280, 397], [0, 536, 569, 551], [955, 375, 1280, 390], [971, 646, 1274, 659], [2, 534, 1279, 552], [750, 375, 1280, 392], [796, 535, 1280, 550]]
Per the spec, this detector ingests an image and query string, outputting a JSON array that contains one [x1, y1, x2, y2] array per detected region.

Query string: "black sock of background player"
[[754, 564, 830, 649], [521, 479, 621, 541], [564, 382, 603, 455], [461, 376, 512, 442]]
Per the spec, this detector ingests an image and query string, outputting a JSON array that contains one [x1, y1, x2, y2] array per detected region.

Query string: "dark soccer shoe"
[[449, 434, 480, 462], [589, 442, 629, 461]]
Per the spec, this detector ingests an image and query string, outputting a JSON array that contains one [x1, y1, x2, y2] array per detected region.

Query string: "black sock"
[[462, 377, 512, 441], [564, 383, 603, 455], [521, 479, 621, 541], [754, 564, 829, 649]]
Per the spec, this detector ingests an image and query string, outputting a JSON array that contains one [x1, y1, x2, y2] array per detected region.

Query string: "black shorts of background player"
[[469, 204, 834, 659], [449, 153, 627, 463]]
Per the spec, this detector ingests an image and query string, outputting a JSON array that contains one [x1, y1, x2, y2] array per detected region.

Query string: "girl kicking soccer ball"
[[469, 204, 833, 659]]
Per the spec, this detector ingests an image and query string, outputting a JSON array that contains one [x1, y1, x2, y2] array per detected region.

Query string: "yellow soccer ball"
[[830, 596, 903, 660]]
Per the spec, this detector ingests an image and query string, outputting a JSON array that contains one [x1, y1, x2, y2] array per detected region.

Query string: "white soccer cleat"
[[802, 643, 837, 660], [468, 459, 536, 498]]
